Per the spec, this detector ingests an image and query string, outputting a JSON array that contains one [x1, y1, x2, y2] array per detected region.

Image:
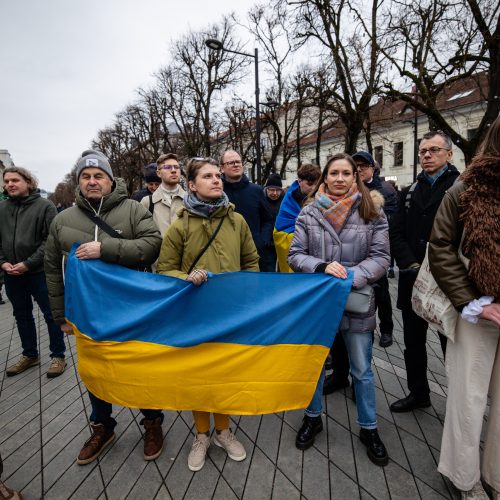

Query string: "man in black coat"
[[220, 150, 273, 270], [390, 131, 460, 412]]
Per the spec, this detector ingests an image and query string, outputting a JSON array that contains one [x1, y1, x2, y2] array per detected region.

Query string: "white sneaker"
[[188, 433, 210, 471], [213, 429, 246, 461], [460, 482, 489, 500]]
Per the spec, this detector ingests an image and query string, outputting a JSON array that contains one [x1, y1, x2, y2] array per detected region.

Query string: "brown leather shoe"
[[0, 479, 22, 500], [77, 423, 115, 465], [143, 417, 163, 461]]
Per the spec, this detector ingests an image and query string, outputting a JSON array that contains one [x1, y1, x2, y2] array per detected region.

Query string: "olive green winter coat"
[[156, 204, 259, 279], [44, 178, 162, 324]]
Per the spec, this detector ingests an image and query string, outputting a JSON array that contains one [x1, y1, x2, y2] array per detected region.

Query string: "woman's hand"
[[325, 261, 348, 279], [480, 303, 500, 327], [187, 268, 209, 286]]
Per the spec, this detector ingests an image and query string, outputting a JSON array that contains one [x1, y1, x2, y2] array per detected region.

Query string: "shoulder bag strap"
[[82, 209, 123, 239], [187, 216, 225, 274]]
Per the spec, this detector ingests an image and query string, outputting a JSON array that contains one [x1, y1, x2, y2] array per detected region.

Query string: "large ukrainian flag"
[[65, 246, 352, 415], [273, 180, 303, 273]]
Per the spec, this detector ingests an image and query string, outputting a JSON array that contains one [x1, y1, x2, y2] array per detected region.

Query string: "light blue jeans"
[[305, 329, 377, 429]]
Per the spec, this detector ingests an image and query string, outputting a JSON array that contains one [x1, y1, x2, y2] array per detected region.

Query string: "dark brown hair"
[[297, 163, 321, 183], [3, 167, 39, 194], [311, 153, 379, 223], [186, 157, 219, 183]]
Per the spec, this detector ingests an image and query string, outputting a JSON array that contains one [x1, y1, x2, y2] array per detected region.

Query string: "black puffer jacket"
[[0, 191, 57, 273]]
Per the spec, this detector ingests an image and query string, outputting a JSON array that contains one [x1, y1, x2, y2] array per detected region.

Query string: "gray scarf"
[[183, 191, 229, 218]]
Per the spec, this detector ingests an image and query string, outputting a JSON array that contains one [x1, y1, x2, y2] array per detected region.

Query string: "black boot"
[[322, 373, 350, 395], [359, 428, 389, 466], [379, 332, 393, 348], [295, 415, 323, 450]]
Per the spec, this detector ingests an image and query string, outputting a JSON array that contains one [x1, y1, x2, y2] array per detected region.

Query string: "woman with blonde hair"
[[157, 157, 259, 472]]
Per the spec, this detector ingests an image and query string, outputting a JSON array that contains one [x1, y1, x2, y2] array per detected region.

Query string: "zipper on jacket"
[[11, 203, 20, 263]]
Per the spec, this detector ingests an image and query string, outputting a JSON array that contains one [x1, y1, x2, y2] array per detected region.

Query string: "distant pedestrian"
[[0, 167, 66, 378], [131, 163, 161, 202], [288, 153, 390, 466], [157, 157, 259, 472], [261, 173, 284, 271], [429, 117, 500, 499]]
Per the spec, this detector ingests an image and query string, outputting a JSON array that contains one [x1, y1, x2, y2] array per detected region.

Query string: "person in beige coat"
[[429, 117, 500, 500], [141, 153, 186, 237]]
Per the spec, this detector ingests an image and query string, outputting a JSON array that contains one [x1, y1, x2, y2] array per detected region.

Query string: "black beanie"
[[265, 173, 282, 188], [143, 163, 160, 183]]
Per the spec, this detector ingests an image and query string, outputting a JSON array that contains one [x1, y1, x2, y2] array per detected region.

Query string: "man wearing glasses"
[[141, 153, 186, 237], [389, 131, 460, 413], [220, 150, 273, 270]]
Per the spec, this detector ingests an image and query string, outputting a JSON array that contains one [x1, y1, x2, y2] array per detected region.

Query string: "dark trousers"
[[330, 332, 350, 381], [4, 271, 65, 358], [373, 276, 393, 335], [88, 392, 163, 431], [259, 246, 277, 272], [398, 269, 447, 400]]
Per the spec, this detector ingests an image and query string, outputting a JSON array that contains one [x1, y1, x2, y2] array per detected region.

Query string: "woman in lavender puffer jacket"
[[288, 153, 390, 466]]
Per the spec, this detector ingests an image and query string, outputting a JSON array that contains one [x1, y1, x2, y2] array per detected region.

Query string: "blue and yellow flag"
[[273, 180, 303, 273], [65, 246, 352, 415]]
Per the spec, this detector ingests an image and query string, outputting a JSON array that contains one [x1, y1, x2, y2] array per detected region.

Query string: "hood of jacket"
[[6, 189, 42, 207]]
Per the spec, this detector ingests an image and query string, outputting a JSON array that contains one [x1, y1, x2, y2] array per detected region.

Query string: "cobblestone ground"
[[0, 277, 469, 499]]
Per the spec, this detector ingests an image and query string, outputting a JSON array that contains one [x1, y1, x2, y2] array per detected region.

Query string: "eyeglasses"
[[418, 147, 450, 156], [356, 164, 372, 171], [158, 165, 180, 171], [222, 160, 242, 167]]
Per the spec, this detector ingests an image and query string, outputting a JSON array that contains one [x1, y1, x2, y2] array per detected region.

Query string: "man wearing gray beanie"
[[44, 150, 165, 465], [75, 150, 114, 181]]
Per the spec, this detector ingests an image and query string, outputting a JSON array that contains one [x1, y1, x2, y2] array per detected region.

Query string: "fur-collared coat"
[[429, 156, 500, 306], [288, 190, 390, 333]]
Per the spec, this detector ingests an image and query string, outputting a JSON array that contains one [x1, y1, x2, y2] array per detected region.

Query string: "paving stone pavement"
[[0, 277, 469, 499]]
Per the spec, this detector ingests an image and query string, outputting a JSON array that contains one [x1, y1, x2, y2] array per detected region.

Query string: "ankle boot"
[[359, 428, 389, 466], [295, 415, 323, 450]]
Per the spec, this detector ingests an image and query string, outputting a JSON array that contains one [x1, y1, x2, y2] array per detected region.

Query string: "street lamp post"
[[205, 38, 263, 185]]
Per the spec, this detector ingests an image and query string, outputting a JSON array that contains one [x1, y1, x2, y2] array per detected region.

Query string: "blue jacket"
[[222, 175, 273, 251]]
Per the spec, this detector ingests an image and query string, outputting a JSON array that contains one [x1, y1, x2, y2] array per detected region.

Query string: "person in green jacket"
[[0, 167, 66, 378], [44, 150, 165, 466], [157, 157, 259, 472]]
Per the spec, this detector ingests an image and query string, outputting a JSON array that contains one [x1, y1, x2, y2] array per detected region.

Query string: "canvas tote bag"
[[411, 232, 468, 342]]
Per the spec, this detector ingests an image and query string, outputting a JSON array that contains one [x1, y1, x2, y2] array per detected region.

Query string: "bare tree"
[[284, 0, 383, 153], [378, 0, 499, 161]]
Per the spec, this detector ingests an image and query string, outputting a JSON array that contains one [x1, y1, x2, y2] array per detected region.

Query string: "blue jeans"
[[4, 271, 66, 358], [306, 329, 377, 429], [88, 392, 163, 431]]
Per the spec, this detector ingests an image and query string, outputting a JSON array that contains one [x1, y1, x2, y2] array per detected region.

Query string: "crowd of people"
[[0, 117, 498, 499]]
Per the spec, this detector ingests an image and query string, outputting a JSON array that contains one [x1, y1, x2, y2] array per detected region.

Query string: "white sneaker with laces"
[[188, 433, 210, 471], [213, 429, 246, 461]]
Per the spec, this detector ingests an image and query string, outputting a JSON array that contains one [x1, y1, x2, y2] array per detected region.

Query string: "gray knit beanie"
[[75, 150, 114, 180]]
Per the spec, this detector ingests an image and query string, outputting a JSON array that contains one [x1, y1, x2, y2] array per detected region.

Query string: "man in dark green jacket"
[[0, 167, 66, 378], [44, 150, 164, 466]]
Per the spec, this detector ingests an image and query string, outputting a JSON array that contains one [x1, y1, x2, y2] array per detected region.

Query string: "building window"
[[393, 142, 403, 167], [374, 146, 383, 167]]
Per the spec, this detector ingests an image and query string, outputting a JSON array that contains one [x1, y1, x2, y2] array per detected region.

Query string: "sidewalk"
[[0, 277, 461, 499]]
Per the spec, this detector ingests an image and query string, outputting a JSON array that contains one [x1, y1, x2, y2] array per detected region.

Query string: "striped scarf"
[[314, 183, 360, 233]]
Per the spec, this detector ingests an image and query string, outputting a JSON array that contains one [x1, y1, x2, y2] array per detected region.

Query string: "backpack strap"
[[148, 194, 154, 215], [82, 210, 123, 239]]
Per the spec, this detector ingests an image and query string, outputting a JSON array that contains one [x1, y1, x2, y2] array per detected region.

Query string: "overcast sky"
[[0, 0, 259, 191]]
